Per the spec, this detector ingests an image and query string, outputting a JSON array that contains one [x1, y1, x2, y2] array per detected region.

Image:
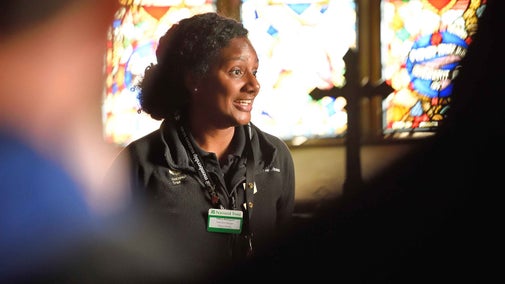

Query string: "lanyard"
[[173, 113, 256, 256], [174, 113, 255, 216], [174, 113, 223, 209], [243, 123, 255, 225], [243, 124, 255, 257]]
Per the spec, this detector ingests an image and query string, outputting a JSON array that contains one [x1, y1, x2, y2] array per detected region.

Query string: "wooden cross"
[[309, 49, 394, 194]]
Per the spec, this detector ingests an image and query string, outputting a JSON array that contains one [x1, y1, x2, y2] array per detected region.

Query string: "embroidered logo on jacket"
[[263, 167, 280, 173], [168, 169, 187, 185]]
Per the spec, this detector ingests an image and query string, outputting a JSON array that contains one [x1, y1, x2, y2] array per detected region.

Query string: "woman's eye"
[[230, 68, 243, 77]]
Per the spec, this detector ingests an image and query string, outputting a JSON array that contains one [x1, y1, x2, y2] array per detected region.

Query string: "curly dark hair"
[[138, 12, 249, 120]]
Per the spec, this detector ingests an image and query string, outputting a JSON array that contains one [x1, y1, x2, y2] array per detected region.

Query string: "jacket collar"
[[159, 119, 277, 172]]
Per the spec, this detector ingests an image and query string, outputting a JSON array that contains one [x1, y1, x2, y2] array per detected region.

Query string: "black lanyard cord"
[[244, 123, 255, 224], [174, 113, 256, 216], [174, 113, 223, 209], [243, 123, 255, 257]]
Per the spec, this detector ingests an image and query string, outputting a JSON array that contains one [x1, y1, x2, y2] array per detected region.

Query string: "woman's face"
[[192, 37, 260, 128]]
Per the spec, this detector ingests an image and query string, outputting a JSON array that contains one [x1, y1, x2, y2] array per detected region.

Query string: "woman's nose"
[[245, 72, 260, 95]]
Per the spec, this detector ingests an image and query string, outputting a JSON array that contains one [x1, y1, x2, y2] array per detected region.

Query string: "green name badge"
[[207, 208, 243, 234]]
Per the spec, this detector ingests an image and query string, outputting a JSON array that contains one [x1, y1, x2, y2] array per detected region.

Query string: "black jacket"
[[111, 119, 295, 280]]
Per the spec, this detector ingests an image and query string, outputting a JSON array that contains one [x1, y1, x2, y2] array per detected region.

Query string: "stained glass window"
[[103, 0, 216, 145], [380, 0, 487, 135], [242, 0, 357, 143]]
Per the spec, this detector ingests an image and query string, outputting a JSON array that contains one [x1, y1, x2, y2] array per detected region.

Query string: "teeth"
[[237, 100, 252, 105]]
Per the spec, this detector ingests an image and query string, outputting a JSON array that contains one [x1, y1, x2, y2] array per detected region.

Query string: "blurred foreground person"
[[1, 0, 180, 282], [222, 0, 502, 283]]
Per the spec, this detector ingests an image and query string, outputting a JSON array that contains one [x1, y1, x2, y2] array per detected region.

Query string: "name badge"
[[207, 208, 243, 234]]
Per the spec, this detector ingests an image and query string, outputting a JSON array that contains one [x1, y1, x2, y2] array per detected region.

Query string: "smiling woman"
[[106, 12, 296, 282]]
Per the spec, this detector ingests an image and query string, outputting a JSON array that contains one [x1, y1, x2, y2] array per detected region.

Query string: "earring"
[[194, 88, 198, 93]]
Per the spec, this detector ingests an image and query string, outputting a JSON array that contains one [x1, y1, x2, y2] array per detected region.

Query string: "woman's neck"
[[188, 119, 235, 161]]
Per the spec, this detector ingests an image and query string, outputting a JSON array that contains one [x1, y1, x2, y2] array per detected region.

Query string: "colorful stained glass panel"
[[242, 0, 357, 141], [103, 0, 216, 146], [380, 0, 487, 135]]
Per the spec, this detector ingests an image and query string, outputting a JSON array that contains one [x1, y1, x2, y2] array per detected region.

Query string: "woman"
[[109, 12, 295, 280]]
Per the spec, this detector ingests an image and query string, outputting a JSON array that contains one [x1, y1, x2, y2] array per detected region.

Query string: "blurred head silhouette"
[[0, 0, 138, 281], [0, 0, 128, 214]]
